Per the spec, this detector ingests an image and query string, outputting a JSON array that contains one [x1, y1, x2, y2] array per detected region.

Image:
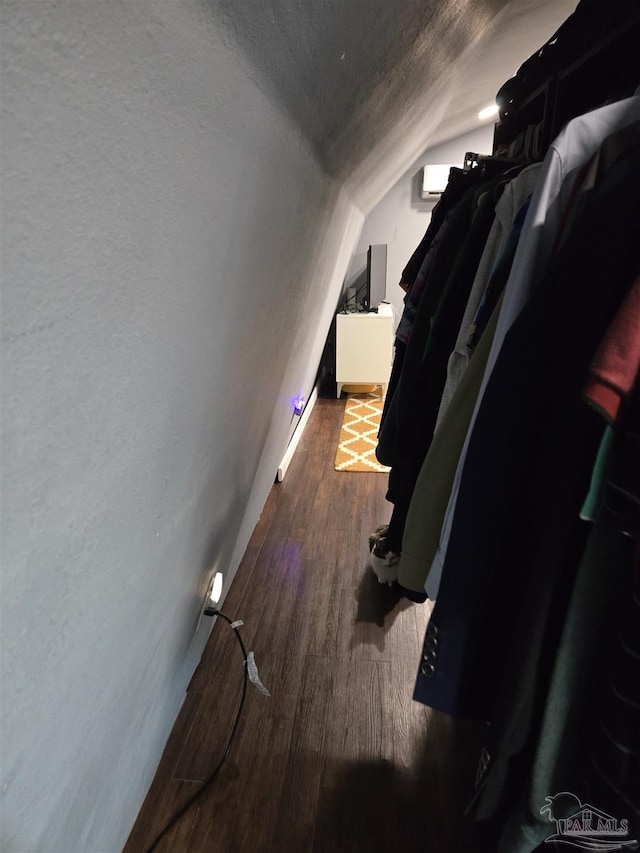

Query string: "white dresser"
[[335, 303, 394, 398]]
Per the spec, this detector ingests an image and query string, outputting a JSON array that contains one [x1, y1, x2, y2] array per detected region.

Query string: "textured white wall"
[[0, 2, 361, 850], [345, 125, 494, 324]]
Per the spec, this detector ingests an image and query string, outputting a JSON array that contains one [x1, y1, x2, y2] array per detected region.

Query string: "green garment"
[[579, 425, 614, 521], [397, 291, 503, 594]]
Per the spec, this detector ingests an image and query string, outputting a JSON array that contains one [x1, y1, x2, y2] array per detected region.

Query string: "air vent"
[[420, 164, 455, 198]]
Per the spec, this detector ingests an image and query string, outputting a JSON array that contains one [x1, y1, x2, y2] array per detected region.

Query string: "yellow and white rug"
[[334, 392, 391, 473]]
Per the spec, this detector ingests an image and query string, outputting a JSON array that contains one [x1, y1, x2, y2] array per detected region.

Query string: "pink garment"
[[584, 275, 640, 424]]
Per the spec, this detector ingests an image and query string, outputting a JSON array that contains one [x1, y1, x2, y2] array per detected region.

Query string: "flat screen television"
[[362, 244, 387, 311]]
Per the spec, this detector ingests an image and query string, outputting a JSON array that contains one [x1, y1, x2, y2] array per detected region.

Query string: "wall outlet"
[[195, 576, 215, 634]]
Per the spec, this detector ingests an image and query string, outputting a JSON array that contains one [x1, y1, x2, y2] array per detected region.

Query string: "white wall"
[[345, 124, 494, 324], [0, 2, 362, 850]]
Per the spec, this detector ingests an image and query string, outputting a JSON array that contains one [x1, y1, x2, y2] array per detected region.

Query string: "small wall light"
[[209, 571, 224, 604], [293, 397, 305, 416]]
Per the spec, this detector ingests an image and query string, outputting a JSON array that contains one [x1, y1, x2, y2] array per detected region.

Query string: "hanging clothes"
[[427, 95, 640, 602], [435, 162, 542, 429], [380, 167, 480, 432], [474, 307, 640, 849], [398, 195, 535, 598], [395, 165, 543, 599], [413, 124, 640, 722], [374, 170, 516, 583], [378, 177, 488, 466], [398, 167, 474, 293], [398, 288, 504, 599]]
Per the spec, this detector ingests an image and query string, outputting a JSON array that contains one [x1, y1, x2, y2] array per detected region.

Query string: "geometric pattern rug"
[[334, 392, 391, 473]]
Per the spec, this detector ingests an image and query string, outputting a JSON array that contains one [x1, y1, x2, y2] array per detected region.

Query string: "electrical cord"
[[145, 610, 249, 852]]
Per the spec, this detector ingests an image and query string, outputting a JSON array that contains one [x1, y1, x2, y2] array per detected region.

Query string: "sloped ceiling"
[[209, 0, 576, 211]]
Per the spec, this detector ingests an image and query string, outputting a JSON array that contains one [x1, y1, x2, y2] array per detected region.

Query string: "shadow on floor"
[[353, 565, 414, 629], [312, 718, 498, 853]]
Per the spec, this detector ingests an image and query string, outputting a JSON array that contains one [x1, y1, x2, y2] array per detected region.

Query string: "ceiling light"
[[478, 104, 499, 120]]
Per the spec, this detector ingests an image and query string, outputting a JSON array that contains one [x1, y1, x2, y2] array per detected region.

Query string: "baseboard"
[[276, 387, 319, 482]]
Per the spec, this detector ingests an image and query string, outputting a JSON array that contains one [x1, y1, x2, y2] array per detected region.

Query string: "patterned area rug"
[[335, 392, 391, 473]]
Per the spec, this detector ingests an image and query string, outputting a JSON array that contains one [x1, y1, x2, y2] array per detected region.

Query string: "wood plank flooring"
[[125, 396, 492, 853]]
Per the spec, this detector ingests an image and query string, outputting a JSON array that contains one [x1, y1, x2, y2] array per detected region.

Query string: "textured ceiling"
[[209, 0, 576, 210]]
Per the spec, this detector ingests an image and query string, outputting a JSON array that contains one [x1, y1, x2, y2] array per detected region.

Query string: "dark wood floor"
[[125, 396, 491, 853]]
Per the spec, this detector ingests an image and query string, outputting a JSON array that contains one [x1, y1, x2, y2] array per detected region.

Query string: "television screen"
[[365, 244, 387, 311]]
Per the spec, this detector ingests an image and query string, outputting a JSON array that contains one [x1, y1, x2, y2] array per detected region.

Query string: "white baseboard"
[[277, 387, 319, 482]]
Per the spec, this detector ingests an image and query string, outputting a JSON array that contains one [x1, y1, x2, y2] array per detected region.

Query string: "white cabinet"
[[335, 303, 394, 398]]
